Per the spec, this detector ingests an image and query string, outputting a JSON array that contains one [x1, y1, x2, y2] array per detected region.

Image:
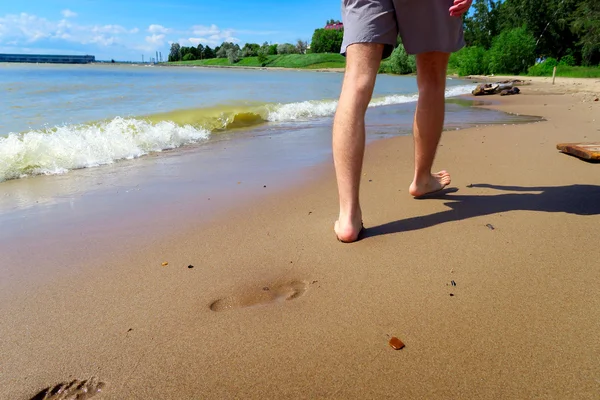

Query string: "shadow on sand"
[[365, 184, 600, 238]]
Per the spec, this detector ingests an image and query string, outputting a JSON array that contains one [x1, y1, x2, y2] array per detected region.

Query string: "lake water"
[[0, 62, 546, 265], [0, 63, 494, 182], [0, 62, 543, 223]]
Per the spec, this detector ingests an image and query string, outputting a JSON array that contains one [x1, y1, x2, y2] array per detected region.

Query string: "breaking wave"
[[0, 84, 475, 182]]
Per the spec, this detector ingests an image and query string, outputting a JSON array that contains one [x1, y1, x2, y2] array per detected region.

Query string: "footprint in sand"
[[210, 280, 309, 312], [29, 377, 105, 400]]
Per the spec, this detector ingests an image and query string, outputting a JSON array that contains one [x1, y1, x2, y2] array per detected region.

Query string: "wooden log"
[[557, 143, 600, 161]]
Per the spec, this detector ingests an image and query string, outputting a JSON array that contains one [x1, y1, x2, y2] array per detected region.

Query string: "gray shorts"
[[340, 0, 465, 58]]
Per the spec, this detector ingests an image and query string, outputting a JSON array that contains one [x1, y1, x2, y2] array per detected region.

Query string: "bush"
[[528, 57, 558, 76], [182, 53, 196, 61], [488, 27, 537, 75], [389, 45, 416, 74], [452, 46, 489, 76], [277, 43, 297, 55], [310, 28, 344, 54], [559, 55, 576, 66], [257, 52, 268, 65]]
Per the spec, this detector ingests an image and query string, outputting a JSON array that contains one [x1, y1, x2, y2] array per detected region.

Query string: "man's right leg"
[[333, 43, 383, 243]]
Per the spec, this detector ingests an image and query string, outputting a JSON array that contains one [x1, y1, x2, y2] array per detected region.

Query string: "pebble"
[[389, 337, 405, 350]]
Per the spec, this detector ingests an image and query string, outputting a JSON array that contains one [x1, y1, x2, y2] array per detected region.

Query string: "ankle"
[[338, 204, 361, 221], [413, 170, 432, 183]]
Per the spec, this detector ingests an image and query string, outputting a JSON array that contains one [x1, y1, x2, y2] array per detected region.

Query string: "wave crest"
[[0, 84, 475, 182]]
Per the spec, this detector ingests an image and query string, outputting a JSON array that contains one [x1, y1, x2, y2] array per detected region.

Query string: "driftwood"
[[472, 81, 521, 96]]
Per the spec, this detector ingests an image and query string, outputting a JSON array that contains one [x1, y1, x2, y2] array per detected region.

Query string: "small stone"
[[485, 224, 495, 230], [262, 287, 270, 291], [595, 98, 599, 102], [389, 337, 405, 350], [263, 185, 267, 188], [450, 293, 455, 297], [188, 265, 194, 269], [451, 280, 456, 287], [369, 179, 373, 182], [161, 262, 168, 266]]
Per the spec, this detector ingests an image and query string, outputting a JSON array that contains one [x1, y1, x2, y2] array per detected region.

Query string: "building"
[[325, 22, 344, 30], [0, 54, 96, 64]]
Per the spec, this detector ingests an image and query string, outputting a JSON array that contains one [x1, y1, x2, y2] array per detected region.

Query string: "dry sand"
[[1, 79, 599, 399]]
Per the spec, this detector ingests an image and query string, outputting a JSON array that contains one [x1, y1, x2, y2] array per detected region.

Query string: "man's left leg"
[[408, 51, 452, 198]]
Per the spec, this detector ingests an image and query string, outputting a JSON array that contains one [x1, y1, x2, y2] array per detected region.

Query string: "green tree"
[[182, 53, 196, 61], [241, 43, 260, 57], [268, 44, 278, 55], [310, 28, 344, 53], [488, 26, 537, 74], [168, 42, 181, 62], [203, 46, 215, 59], [197, 44, 205, 59], [227, 48, 240, 63], [217, 42, 240, 58], [572, 0, 600, 65], [464, 0, 499, 49], [296, 39, 308, 54], [277, 43, 297, 54], [495, 0, 579, 60]]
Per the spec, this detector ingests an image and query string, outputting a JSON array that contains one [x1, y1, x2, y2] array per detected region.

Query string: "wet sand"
[[1, 79, 599, 399]]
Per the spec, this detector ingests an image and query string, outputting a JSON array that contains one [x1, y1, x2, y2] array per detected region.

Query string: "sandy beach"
[[1, 77, 599, 399]]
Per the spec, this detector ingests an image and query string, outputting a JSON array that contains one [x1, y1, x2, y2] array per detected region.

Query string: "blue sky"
[[0, 0, 342, 61]]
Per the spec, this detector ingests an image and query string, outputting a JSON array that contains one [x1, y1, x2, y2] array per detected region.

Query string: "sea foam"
[[0, 84, 475, 182]]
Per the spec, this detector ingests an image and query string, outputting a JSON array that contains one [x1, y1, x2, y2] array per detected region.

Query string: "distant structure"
[[325, 22, 344, 30], [0, 54, 95, 64]]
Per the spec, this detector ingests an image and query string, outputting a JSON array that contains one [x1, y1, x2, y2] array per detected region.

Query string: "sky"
[[0, 0, 342, 61]]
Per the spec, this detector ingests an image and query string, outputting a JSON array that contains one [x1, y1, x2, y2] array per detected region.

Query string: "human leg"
[[333, 43, 383, 242]]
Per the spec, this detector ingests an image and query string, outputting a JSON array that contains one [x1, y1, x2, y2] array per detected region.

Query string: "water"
[[0, 63, 495, 183]]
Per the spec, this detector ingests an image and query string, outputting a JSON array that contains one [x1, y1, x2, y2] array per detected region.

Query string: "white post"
[[552, 66, 557, 85]]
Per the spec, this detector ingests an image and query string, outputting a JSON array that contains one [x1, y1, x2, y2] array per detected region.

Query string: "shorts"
[[340, 0, 465, 58]]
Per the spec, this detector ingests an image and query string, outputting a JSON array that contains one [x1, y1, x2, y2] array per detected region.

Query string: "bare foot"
[[334, 212, 363, 243], [409, 171, 451, 198]]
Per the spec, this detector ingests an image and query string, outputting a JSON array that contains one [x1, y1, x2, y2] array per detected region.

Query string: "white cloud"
[[0, 12, 279, 60], [92, 25, 130, 35], [148, 24, 171, 34], [61, 9, 77, 18], [0, 13, 137, 48], [192, 24, 220, 36], [146, 34, 165, 46], [189, 24, 238, 46]]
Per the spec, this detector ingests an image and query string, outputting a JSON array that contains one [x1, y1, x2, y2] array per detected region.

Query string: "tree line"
[[169, 3, 599, 75], [169, 40, 309, 64], [452, 0, 599, 75]]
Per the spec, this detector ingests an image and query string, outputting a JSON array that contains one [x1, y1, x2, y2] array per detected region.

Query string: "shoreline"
[[2, 80, 600, 399]]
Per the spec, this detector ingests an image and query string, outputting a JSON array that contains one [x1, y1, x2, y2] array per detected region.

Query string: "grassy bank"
[[170, 53, 346, 69], [528, 65, 600, 78]]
